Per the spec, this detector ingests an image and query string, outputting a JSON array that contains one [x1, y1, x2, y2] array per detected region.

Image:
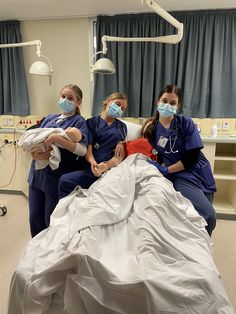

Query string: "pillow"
[[120, 119, 142, 141]]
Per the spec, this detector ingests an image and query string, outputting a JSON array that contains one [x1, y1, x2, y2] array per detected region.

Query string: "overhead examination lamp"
[[90, 0, 184, 75], [0, 40, 53, 79]]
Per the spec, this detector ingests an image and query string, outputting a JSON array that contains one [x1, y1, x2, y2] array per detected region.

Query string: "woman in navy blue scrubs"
[[59, 92, 128, 198], [28, 84, 88, 237], [146, 85, 216, 236]]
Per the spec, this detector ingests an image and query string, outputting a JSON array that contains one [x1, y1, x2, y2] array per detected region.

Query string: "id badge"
[[157, 136, 168, 148]]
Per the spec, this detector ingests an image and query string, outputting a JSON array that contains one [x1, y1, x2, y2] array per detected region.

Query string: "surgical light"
[[0, 40, 53, 79], [90, 0, 184, 75], [90, 52, 115, 75]]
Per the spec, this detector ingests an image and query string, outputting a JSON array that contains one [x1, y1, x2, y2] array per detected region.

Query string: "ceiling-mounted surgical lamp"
[[0, 40, 53, 80], [90, 51, 115, 74], [90, 0, 184, 75]]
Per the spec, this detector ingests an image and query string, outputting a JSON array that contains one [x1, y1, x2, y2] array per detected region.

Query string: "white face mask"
[[157, 102, 177, 117]]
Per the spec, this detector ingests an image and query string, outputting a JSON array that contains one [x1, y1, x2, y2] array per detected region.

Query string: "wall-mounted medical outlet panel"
[[0, 115, 42, 129]]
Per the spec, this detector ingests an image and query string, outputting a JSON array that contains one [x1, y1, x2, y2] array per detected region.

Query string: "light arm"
[[142, 0, 183, 31], [0, 40, 42, 50], [101, 0, 183, 54]]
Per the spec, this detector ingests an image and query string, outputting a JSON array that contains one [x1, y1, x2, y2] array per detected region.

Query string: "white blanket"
[[7, 154, 234, 314], [19, 128, 70, 170]]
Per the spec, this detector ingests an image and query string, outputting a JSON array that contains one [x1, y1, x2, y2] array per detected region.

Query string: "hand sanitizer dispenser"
[[211, 122, 218, 138]]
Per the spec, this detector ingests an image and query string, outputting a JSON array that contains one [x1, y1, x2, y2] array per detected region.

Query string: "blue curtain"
[[92, 10, 236, 118], [0, 20, 30, 115]]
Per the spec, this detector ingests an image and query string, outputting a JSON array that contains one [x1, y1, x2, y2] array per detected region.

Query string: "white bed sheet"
[[7, 154, 234, 314]]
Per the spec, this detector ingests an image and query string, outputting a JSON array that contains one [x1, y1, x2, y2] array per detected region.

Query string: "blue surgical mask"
[[58, 98, 75, 113], [157, 102, 177, 118], [107, 102, 123, 118]]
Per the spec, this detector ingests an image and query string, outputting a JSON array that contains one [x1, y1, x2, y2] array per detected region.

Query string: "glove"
[[147, 159, 169, 175]]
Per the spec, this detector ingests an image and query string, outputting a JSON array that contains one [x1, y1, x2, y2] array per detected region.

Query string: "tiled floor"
[[0, 193, 236, 313], [0, 193, 30, 313], [212, 219, 236, 311]]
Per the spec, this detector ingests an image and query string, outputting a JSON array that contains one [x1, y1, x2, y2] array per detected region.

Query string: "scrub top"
[[87, 115, 127, 164], [28, 113, 88, 194], [153, 115, 216, 193]]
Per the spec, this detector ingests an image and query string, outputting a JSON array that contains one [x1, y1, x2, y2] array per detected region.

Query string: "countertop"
[[201, 134, 236, 143]]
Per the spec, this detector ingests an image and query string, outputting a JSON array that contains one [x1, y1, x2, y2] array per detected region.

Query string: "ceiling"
[[1, 0, 236, 21]]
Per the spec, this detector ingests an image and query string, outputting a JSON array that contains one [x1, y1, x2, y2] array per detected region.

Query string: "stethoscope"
[[93, 116, 127, 150], [164, 128, 179, 154]]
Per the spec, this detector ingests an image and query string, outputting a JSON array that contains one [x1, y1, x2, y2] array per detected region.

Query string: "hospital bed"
[[7, 121, 235, 314]]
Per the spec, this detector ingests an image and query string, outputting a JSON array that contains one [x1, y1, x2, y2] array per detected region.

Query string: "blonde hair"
[[102, 92, 128, 111], [61, 84, 83, 115]]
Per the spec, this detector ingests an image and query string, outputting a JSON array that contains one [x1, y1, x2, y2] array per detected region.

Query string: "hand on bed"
[[147, 159, 169, 175]]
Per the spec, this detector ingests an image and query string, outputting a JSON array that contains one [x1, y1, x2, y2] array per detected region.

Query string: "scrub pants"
[[28, 185, 59, 237], [59, 170, 98, 198], [171, 178, 216, 236]]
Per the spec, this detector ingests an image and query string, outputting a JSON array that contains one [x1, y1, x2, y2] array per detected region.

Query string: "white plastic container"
[[211, 123, 218, 138], [196, 122, 201, 133]]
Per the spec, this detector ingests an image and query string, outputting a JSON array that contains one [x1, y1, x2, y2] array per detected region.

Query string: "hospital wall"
[[20, 18, 93, 119], [1, 18, 93, 195], [2, 17, 236, 196], [16, 18, 236, 132]]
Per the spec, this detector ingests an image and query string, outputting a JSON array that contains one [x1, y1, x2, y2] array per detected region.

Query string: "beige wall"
[[193, 118, 236, 135], [14, 19, 236, 132], [21, 18, 92, 119]]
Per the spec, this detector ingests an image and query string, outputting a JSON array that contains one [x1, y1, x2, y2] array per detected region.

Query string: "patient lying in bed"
[[124, 118, 158, 161], [7, 152, 234, 314]]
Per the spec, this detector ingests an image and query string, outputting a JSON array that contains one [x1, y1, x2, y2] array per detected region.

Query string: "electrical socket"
[[7, 116, 14, 126], [222, 121, 230, 130]]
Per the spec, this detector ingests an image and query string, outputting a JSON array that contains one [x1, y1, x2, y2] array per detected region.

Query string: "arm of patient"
[[86, 145, 124, 177], [114, 141, 126, 159], [95, 155, 124, 177]]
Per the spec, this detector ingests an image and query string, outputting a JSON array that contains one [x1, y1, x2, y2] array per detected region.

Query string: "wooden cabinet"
[[203, 138, 236, 219]]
